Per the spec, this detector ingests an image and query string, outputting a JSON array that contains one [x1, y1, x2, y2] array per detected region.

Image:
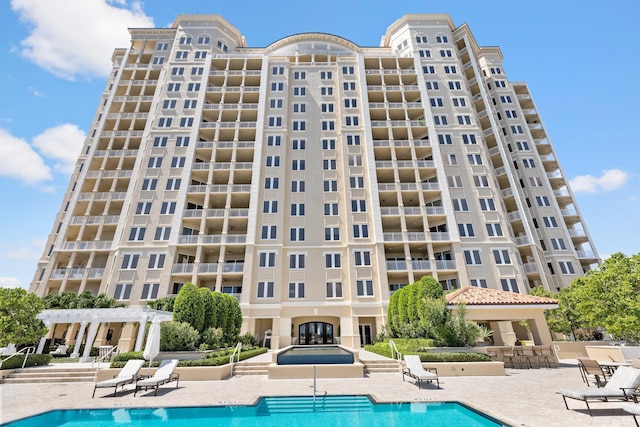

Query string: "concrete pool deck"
[[1, 352, 638, 426]]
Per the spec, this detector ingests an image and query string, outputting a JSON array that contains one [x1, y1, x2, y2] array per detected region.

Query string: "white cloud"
[[569, 169, 629, 194], [0, 277, 23, 288], [11, 0, 154, 80], [32, 124, 85, 174], [27, 86, 45, 97], [0, 128, 52, 185]]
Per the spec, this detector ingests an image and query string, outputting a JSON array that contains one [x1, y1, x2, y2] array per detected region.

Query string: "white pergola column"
[[71, 321, 88, 358], [80, 319, 100, 362], [134, 316, 149, 352], [36, 321, 52, 354]]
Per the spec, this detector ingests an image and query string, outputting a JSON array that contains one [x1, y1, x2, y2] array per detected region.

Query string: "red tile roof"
[[445, 286, 558, 306]]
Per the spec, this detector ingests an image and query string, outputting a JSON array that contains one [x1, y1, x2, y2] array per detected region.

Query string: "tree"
[[570, 252, 640, 341], [42, 291, 124, 309], [147, 297, 175, 312], [199, 288, 215, 332], [529, 286, 587, 338], [0, 288, 48, 346], [173, 283, 205, 332]]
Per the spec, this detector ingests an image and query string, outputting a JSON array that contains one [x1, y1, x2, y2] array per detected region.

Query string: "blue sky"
[[1, 0, 639, 289]]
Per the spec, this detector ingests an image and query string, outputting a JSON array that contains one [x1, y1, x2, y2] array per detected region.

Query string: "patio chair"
[[559, 366, 640, 416], [578, 358, 609, 387], [92, 359, 145, 398], [50, 345, 69, 357], [517, 345, 538, 369], [533, 345, 558, 368], [134, 359, 180, 396], [402, 355, 439, 389], [622, 402, 640, 427]]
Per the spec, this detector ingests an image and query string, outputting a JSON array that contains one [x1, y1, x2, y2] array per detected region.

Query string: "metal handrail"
[[0, 347, 36, 370], [92, 345, 119, 368], [229, 342, 242, 374], [389, 340, 403, 372]]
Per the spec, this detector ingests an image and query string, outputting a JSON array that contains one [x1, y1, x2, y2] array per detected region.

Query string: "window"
[[141, 283, 160, 300], [448, 81, 462, 90], [114, 284, 132, 300], [354, 250, 371, 266], [257, 281, 274, 298], [156, 42, 169, 51], [467, 154, 482, 165], [288, 282, 305, 299], [350, 176, 364, 188], [418, 49, 431, 58], [261, 225, 277, 239], [289, 253, 306, 269], [422, 65, 435, 74], [443, 65, 457, 74], [523, 158, 536, 168], [136, 201, 153, 215], [324, 180, 338, 192], [321, 103, 334, 113], [194, 51, 207, 59], [175, 136, 190, 146], [551, 238, 566, 250], [171, 67, 185, 76], [440, 278, 458, 291], [163, 100, 176, 109], [505, 110, 518, 118], [457, 115, 472, 125], [500, 279, 519, 293], [434, 115, 448, 125], [342, 66, 355, 75], [270, 99, 283, 109], [197, 36, 210, 44], [325, 253, 341, 268], [266, 156, 280, 167], [344, 99, 357, 108], [440, 49, 453, 58], [179, 36, 191, 44], [268, 116, 283, 127], [321, 120, 335, 131], [267, 135, 281, 146], [153, 136, 168, 147], [152, 57, 165, 65], [158, 117, 172, 127], [356, 280, 374, 297], [492, 249, 511, 264], [559, 261, 576, 275], [452, 199, 468, 211], [148, 253, 166, 269], [142, 179, 157, 191], [271, 82, 284, 91], [324, 203, 338, 216], [348, 155, 362, 166], [438, 134, 452, 144], [293, 86, 306, 96], [293, 71, 306, 80], [462, 134, 477, 145], [536, 196, 551, 207], [470, 279, 488, 288], [263, 200, 278, 213], [154, 227, 171, 240], [464, 249, 482, 265], [175, 51, 188, 59], [346, 135, 361, 145], [291, 180, 305, 192], [326, 282, 343, 298], [480, 198, 496, 211], [452, 97, 466, 107], [458, 223, 475, 237], [325, 227, 340, 241], [500, 95, 512, 103], [543, 216, 558, 228], [166, 178, 181, 190], [511, 125, 524, 134], [292, 139, 305, 150], [272, 66, 284, 75], [473, 175, 490, 187], [293, 103, 306, 113], [486, 223, 503, 237], [320, 71, 333, 79], [516, 141, 530, 151], [436, 35, 449, 43], [290, 228, 305, 241], [343, 82, 356, 91], [426, 81, 440, 90], [322, 139, 336, 149], [160, 202, 176, 214], [171, 157, 186, 168], [179, 117, 194, 127], [353, 224, 369, 238], [291, 160, 305, 170], [351, 200, 366, 212], [323, 159, 337, 170], [121, 254, 139, 269], [293, 121, 306, 131], [264, 177, 279, 189], [416, 34, 428, 43], [184, 99, 197, 109], [430, 98, 444, 107], [258, 252, 276, 267], [321, 86, 334, 95], [495, 80, 507, 88], [448, 175, 463, 188], [345, 116, 359, 126], [290, 203, 305, 216], [128, 227, 146, 241]]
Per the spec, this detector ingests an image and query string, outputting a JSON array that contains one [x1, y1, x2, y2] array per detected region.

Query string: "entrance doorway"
[[298, 322, 334, 345], [359, 324, 372, 346]]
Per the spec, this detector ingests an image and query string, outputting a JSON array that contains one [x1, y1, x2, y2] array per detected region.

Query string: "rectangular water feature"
[[276, 345, 355, 365]]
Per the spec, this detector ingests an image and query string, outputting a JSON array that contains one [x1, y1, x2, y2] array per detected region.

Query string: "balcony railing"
[[434, 260, 456, 270], [411, 260, 431, 270], [386, 260, 407, 271]]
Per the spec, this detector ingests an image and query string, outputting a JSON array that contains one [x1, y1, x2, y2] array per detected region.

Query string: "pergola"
[[37, 307, 172, 362]]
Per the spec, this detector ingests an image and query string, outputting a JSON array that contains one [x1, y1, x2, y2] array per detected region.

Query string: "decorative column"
[[134, 316, 149, 352], [71, 321, 88, 358], [36, 321, 52, 354], [80, 319, 100, 362]]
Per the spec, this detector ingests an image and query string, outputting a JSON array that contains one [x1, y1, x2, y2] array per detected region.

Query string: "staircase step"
[[1, 366, 98, 384], [3, 377, 95, 384]]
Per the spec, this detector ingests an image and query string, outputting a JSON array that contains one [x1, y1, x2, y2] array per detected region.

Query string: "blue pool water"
[[277, 345, 355, 365], [2, 395, 509, 427]]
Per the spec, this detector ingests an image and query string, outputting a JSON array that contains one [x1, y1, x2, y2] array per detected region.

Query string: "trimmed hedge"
[[0, 354, 52, 370], [364, 342, 490, 362], [110, 347, 268, 369]]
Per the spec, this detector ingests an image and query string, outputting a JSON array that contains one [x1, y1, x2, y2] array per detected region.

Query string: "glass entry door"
[[299, 322, 334, 345]]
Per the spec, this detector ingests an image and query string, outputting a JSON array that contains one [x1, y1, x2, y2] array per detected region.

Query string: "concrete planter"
[[156, 351, 207, 360], [96, 364, 233, 382]]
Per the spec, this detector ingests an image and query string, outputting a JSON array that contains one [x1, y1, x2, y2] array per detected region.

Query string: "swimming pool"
[[1, 395, 510, 426], [277, 345, 355, 365]]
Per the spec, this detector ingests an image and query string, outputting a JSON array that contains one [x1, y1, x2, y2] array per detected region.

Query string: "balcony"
[[172, 264, 194, 274], [434, 260, 456, 270], [198, 263, 219, 273], [515, 236, 531, 246], [411, 260, 431, 270], [222, 262, 244, 273], [68, 268, 86, 279], [88, 268, 105, 279], [386, 260, 407, 271], [430, 232, 450, 241], [523, 262, 538, 273], [62, 241, 112, 251]]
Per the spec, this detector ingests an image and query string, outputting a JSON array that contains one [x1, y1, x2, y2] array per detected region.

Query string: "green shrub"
[[199, 288, 215, 332], [363, 344, 490, 362], [173, 283, 205, 332], [109, 347, 268, 369], [160, 321, 200, 351], [1, 354, 52, 370], [112, 351, 144, 363], [239, 333, 259, 347], [200, 327, 224, 350]]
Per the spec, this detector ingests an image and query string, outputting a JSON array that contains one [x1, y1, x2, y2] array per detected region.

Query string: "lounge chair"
[[134, 359, 180, 396], [92, 359, 145, 398], [577, 358, 610, 387], [559, 366, 640, 416], [50, 345, 69, 357], [622, 402, 640, 427], [402, 355, 439, 389]]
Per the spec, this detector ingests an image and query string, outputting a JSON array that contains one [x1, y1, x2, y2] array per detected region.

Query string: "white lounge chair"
[[92, 359, 145, 398], [622, 402, 640, 427], [134, 359, 180, 396], [50, 345, 69, 357], [402, 355, 439, 389], [560, 366, 640, 416]]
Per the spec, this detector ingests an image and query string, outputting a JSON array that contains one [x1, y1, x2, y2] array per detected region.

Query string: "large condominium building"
[[30, 14, 599, 350]]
